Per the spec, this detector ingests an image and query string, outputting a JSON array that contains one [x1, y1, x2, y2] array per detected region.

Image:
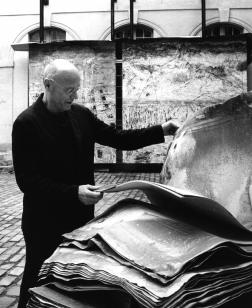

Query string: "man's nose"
[[73, 91, 78, 100]]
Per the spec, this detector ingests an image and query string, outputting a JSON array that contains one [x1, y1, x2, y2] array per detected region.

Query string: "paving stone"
[[0, 264, 13, 270], [11, 234, 23, 242], [6, 247, 20, 257], [0, 230, 10, 236], [16, 259, 25, 267], [0, 296, 16, 307], [0, 248, 6, 255], [6, 285, 20, 296], [10, 254, 23, 263], [1, 242, 13, 248], [0, 275, 17, 286], [9, 267, 23, 276], [0, 172, 161, 305], [0, 254, 11, 261], [0, 287, 5, 294], [0, 269, 7, 277]]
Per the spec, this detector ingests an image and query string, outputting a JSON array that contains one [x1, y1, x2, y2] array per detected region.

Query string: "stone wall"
[[122, 39, 247, 163]]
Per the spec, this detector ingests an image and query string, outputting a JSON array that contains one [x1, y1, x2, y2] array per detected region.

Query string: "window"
[[115, 24, 153, 40], [29, 27, 66, 43], [205, 23, 244, 38]]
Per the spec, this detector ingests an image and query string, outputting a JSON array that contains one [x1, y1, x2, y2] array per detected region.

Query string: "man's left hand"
[[162, 120, 180, 136]]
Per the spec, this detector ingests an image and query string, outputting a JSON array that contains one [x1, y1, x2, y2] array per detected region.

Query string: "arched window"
[[29, 27, 66, 43], [205, 23, 244, 38], [115, 24, 153, 40]]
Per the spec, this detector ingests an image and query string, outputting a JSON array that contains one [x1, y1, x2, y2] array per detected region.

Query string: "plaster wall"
[[139, 10, 202, 37], [0, 15, 39, 66], [230, 10, 252, 31], [52, 12, 111, 40], [0, 0, 251, 165], [0, 68, 13, 154]]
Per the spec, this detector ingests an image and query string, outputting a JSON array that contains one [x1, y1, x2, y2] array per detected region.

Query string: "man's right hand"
[[78, 184, 103, 205]]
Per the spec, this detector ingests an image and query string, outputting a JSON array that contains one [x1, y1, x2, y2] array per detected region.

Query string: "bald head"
[[42, 59, 81, 113], [43, 59, 80, 85]]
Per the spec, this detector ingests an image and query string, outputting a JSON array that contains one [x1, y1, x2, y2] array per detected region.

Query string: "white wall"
[[0, 0, 251, 160]]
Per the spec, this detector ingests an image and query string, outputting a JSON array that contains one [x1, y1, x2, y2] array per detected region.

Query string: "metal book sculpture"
[[28, 93, 252, 308]]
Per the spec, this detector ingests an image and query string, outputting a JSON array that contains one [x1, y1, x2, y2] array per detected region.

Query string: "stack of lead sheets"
[[28, 180, 252, 308]]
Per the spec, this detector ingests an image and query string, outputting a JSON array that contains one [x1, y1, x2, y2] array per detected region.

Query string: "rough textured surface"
[[161, 92, 252, 228], [29, 42, 116, 163], [27, 40, 247, 164], [123, 39, 247, 163]]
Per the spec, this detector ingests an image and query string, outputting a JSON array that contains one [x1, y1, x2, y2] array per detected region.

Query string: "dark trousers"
[[18, 230, 61, 308]]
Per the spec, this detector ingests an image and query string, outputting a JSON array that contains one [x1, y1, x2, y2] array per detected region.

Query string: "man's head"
[[43, 59, 80, 113]]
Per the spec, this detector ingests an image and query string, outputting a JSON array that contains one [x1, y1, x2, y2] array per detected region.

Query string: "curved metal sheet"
[[161, 93, 252, 228]]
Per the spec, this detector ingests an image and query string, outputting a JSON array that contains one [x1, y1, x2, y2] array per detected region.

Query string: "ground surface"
[[0, 171, 161, 307]]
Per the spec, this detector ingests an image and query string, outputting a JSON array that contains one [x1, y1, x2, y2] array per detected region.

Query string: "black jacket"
[[12, 94, 164, 237]]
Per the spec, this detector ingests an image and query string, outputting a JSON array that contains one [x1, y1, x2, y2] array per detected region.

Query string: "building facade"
[[0, 0, 252, 163]]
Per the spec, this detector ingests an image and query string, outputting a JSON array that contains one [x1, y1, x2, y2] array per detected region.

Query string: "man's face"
[[48, 73, 80, 112]]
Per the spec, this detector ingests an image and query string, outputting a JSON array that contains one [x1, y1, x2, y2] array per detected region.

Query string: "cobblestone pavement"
[[0, 171, 161, 308]]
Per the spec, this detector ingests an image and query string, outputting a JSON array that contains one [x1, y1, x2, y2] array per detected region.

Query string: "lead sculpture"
[[27, 93, 252, 308]]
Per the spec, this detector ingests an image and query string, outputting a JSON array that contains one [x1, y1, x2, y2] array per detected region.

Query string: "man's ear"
[[44, 78, 51, 89]]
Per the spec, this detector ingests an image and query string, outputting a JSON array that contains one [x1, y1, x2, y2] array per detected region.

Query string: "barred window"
[[29, 27, 66, 43], [205, 23, 244, 38], [115, 24, 153, 40]]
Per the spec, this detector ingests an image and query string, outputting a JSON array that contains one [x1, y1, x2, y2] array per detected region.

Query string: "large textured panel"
[[0, 67, 12, 156], [161, 93, 252, 228], [122, 39, 247, 163], [29, 42, 116, 163]]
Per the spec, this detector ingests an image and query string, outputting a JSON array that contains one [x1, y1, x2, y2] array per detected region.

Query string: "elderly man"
[[12, 59, 179, 307]]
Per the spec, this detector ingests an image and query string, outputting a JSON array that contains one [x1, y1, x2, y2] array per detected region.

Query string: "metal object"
[[130, 0, 135, 40], [161, 93, 252, 229], [116, 41, 123, 163], [111, 0, 116, 40], [39, 0, 45, 43], [201, 0, 206, 38], [247, 35, 252, 91]]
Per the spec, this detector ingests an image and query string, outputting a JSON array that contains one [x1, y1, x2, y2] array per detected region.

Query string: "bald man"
[[12, 59, 179, 307]]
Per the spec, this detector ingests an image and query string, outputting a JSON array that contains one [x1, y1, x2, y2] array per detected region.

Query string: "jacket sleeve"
[[91, 113, 165, 150], [12, 117, 79, 202]]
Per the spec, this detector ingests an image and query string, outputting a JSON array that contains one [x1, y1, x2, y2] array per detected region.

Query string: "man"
[[12, 59, 179, 307]]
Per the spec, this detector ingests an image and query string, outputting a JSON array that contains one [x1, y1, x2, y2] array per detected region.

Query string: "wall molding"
[[99, 18, 166, 40], [12, 21, 80, 44], [190, 17, 252, 36]]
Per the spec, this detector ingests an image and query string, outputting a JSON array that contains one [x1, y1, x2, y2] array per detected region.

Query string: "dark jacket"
[[12, 94, 164, 237]]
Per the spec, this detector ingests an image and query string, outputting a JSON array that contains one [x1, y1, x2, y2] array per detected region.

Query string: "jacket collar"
[[33, 93, 83, 153]]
